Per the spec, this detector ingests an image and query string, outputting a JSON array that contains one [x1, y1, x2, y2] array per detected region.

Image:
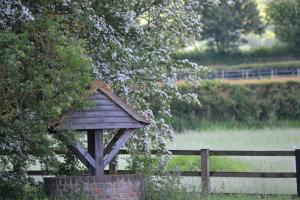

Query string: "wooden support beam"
[[68, 142, 95, 169], [88, 130, 96, 175], [94, 130, 104, 176], [103, 129, 132, 168], [104, 129, 125, 156], [88, 130, 104, 176]]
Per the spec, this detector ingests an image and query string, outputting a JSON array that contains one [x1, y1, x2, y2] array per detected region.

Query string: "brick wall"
[[44, 175, 146, 200]]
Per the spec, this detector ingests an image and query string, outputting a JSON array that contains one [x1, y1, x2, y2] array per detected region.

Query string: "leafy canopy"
[[0, 0, 205, 176], [267, 0, 300, 50], [199, 0, 265, 52]]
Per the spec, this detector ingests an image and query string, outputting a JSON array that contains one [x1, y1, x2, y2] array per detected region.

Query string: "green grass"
[[169, 117, 300, 133], [202, 194, 298, 200], [167, 156, 247, 172], [183, 194, 299, 200], [167, 128, 300, 194], [175, 45, 300, 69]]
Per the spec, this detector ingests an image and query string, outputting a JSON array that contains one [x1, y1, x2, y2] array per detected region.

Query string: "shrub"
[[169, 81, 300, 131]]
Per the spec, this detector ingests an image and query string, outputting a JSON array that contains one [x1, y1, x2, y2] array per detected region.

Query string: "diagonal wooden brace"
[[103, 129, 132, 168], [68, 142, 96, 170], [104, 129, 126, 156]]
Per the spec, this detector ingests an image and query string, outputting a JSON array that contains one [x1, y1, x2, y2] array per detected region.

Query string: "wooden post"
[[95, 130, 104, 176], [221, 70, 225, 79], [88, 130, 95, 175], [88, 130, 104, 176], [109, 157, 117, 174], [271, 69, 274, 78], [201, 149, 210, 195], [245, 70, 249, 79], [296, 149, 300, 196]]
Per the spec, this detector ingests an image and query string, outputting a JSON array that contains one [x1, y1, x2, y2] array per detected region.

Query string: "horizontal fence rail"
[[2, 149, 300, 196], [177, 68, 300, 80], [212, 68, 300, 80]]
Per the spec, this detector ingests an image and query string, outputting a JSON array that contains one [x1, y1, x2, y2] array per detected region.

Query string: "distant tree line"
[[197, 0, 300, 53]]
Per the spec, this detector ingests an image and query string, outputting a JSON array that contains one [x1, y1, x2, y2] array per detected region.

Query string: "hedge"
[[169, 81, 300, 131]]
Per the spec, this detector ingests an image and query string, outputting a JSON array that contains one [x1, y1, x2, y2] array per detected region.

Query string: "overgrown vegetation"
[[0, 173, 89, 200], [169, 81, 300, 131]]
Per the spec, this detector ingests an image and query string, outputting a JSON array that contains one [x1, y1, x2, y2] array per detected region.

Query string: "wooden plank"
[[103, 129, 132, 168], [11, 170, 297, 178], [64, 149, 296, 157], [141, 150, 294, 157], [210, 150, 295, 157], [93, 99, 115, 105], [85, 105, 122, 111], [104, 129, 126, 156], [61, 122, 144, 130], [296, 149, 300, 196], [70, 111, 129, 118], [210, 172, 296, 178], [201, 149, 210, 194], [89, 93, 110, 100], [70, 116, 136, 124], [44, 149, 295, 157], [169, 150, 201, 155], [69, 142, 95, 170]]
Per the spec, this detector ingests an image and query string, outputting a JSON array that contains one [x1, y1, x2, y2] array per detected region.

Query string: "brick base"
[[44, 175, 146, 200]]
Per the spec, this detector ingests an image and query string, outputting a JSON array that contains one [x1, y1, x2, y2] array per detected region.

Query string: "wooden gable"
[[55, 81, 149, 130]]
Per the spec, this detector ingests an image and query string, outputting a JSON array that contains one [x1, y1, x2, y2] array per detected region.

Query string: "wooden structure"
[[54, 80, 149, 176]]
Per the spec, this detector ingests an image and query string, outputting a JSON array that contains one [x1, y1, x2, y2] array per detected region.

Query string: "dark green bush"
[[169, 81, 300, 131], [0, 174, 46, 200]]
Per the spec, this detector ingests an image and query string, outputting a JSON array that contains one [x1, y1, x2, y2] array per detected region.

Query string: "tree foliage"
[[267, 0, 300, 50], [199, 0, 265, 52], [0, 0, 205, 176]]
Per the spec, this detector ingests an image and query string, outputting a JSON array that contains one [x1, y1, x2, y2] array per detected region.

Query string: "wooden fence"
[[6, 149, 300, 196], [211, 68, 300, 80]]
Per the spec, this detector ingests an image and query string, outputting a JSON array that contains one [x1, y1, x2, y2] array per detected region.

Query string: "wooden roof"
[[55, 80, 149, 130]]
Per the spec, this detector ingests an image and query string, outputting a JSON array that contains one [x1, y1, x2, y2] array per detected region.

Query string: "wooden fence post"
[[201, 149, 210, 195], [109, 156, 117, 174], [296, 149, 300, 197], [221, 70, 225, 79]]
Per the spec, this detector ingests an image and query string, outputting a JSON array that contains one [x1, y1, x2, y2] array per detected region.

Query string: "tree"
[[0, 1, 92, 177], [199, 0, 265, 52], [0, 0, 204, 178], [267, 0, 300, 50]]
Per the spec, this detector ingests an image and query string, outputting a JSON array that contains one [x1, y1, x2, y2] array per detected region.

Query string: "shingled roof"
[[55, 80, 149, 130]]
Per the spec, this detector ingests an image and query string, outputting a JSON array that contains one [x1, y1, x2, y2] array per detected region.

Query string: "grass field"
[[166, 128, 300, 195], [220, 76, 300, 85]]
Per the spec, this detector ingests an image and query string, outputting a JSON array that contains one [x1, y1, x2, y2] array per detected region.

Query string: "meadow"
[[166, 128, 300, 195]]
